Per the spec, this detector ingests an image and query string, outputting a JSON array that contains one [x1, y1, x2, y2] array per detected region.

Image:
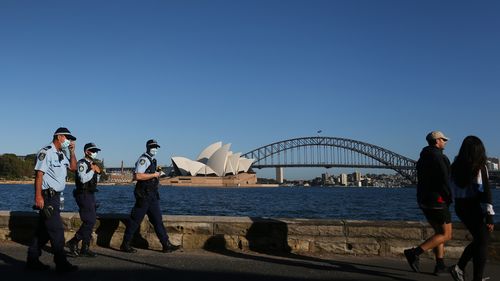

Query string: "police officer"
[[66, 143, 101, 258], [120, 139, 180, 253], [26, 127, 78, 272]]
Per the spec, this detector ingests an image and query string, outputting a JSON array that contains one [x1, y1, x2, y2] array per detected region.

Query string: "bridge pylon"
[[276, 167, 284, 184]]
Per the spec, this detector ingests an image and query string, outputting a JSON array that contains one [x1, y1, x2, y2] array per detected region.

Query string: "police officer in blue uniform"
[[120, 139, 180, 253], [66, 143, 101, 258], [26, 127, 79, 272]]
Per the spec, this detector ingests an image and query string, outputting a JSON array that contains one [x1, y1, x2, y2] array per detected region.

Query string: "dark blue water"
[[1, 184, 499, 222]]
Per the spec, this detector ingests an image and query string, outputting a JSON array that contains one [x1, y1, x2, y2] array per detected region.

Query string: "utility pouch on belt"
[[42, 205, 55, 218], [42, 188, 57, 198], [32, 205, 55, 219]]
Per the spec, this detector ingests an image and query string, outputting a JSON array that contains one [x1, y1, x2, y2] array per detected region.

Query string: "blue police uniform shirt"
[[135, 153, 153, 174], [34, 144, 70, 192], [77, 159, 95, 183]]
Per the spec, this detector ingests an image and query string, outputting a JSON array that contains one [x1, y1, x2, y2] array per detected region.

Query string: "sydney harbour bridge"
[[241, 137, 417, 184]]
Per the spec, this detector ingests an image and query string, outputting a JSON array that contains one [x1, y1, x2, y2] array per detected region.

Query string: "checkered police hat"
[[53, 127, 76, 141], [146, 139, 160, 148], [84, 142, 101, 152]]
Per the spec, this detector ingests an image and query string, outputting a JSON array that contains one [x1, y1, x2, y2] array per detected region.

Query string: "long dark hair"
[[451, 135, 487, 188]]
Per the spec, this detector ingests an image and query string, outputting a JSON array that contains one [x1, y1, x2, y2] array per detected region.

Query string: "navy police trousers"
[[27, 193, 67, 263], [123, 191, 169, 245], [74, 191, 97, 244]]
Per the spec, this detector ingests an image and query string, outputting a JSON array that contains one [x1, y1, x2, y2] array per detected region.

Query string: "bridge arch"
[[242, 137, 417, 184]]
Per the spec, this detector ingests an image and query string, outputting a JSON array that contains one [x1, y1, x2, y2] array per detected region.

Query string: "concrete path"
[[0, 240, 498, 280]]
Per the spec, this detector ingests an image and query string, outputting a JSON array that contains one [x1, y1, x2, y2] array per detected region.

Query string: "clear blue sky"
[[1, 0, 499, 179]]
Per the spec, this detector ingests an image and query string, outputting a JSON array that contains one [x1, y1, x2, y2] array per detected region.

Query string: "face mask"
[[61, 138, 71, 148], [149, 148, 158, 156], [89, 152, 98, 159]]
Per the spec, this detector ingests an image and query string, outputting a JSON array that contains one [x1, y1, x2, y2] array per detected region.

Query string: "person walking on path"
[[120, 139, 180, 253], [449, 136, 495, 281], [66, 142, 102, 258], [404, 131, 453, 276], [26, 127, 79, 272]]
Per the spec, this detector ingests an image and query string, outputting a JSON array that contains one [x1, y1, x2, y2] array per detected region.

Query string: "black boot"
[[79, 242, 97, 258], [26, 258, 50, 271], [120, 241, 137, 253], [66, 237, 80, 257], [55, 257, 78, 273], [162, 241, 180, 253]]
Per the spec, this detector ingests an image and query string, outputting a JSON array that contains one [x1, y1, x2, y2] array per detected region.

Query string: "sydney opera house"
[[160, 142, 258, 187]]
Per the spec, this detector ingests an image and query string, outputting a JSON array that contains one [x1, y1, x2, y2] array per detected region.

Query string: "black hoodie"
[[416, 145, 451, 208]]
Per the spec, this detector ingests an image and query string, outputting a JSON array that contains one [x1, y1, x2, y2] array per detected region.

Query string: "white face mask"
[[149, 148, 158, 156], [89, 152, 98, 159], [61, 138, 71, 148]]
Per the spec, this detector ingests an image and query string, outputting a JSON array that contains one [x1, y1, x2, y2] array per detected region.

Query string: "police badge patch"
[[79, 165, 85, 172], [38, 153, 46, 161], [139, 159, 146, 165]]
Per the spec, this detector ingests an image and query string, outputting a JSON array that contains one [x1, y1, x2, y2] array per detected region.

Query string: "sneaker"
[[26, 259, 50, 271], [450, 264, 464, 281], [403, 248, 420, 272], [433, 264, 449, 276], [162, 241, 180, 253]]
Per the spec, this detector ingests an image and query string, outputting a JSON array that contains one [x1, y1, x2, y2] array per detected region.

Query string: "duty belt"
[[42, 188, 60, 198]]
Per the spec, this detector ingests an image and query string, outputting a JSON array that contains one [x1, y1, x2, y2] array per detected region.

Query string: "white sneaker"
[[450, 264, 464, 281]]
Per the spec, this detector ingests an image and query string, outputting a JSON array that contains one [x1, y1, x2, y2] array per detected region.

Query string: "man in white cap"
[[405, 131, 452, 276]]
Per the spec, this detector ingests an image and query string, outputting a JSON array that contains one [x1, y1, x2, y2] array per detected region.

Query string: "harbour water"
[[1, 184, 499, 222]]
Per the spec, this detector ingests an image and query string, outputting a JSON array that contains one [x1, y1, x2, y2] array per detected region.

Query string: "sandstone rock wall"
[[0, 211, 498, 260]]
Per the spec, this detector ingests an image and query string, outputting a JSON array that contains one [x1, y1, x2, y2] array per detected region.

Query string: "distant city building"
[[487, 160, 499, 171], [353, 171, 361, 182], [339, 173, 348, 186], [322, 172, 334, 185], [105, 167, 134, 183]]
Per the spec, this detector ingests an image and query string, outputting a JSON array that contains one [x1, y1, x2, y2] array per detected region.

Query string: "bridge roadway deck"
[[1, 241, 499, 281]]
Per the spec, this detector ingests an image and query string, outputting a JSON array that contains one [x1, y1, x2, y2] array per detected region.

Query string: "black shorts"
[[421, 207, 452, 225]]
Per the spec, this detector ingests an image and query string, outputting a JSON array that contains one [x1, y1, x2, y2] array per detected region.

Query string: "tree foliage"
[[0, 154, 36, 180]]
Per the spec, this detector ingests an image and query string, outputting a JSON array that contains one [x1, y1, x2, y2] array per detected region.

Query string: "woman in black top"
[[450, 136, 495, 281]]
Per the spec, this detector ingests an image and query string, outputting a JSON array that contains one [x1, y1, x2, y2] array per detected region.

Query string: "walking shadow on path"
[[204, 217, 414, 281]]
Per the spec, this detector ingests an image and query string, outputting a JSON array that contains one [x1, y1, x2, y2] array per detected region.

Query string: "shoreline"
[[0, 180, 132, 186], [0, 180, 277, 188], [0, 180, 34, 185]]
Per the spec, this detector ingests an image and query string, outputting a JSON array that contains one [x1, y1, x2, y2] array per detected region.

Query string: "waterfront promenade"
[[1, 240, 499, 280]]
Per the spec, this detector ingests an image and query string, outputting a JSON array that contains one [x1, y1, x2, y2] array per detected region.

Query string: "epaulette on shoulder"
[[38, 146, 50, 154]]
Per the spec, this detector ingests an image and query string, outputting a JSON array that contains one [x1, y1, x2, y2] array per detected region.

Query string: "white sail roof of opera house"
[[196, 141, 222, 164], [171, 142, 254, 177]]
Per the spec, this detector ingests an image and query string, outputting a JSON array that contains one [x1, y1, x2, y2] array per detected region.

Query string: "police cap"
[[53, 127, 76, 141], [146, 139, 160, 148], [84, 142, 101, 152]]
